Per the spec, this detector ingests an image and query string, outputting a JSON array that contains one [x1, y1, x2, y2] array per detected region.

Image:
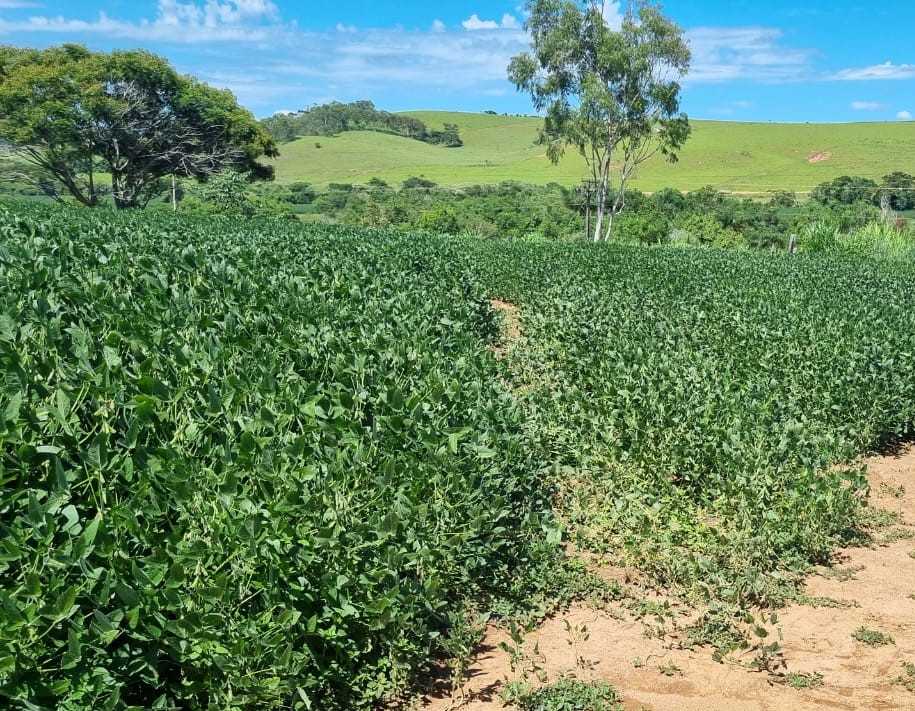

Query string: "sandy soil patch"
[[808, 151, 833, 164], [422, 446, 915, 710]]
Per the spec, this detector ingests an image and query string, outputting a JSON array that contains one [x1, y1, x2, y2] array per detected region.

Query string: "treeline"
[[261, 100, 463, 146], [811, 172, 915, 210], [226, 176, 903, 248]]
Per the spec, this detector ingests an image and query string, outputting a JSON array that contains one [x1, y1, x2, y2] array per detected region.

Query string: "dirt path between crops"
[[423, 446, 915, 711]]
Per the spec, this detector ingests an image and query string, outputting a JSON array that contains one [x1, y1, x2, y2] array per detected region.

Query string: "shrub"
[[402, 176, 437, 189], [417, 205, 461, 235], [768, 190, 797, 208], [613, 208, 670, 245], [674, 212, 745, 248]]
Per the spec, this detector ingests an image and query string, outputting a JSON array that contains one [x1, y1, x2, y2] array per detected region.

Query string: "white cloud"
[[431, 19, 445, 33], [462, 14, 498, 31], [832, 62, 915, 81], [335, 22, 357, 33], [0, 0, 284, 43], [500, 13, 520, 30], [461, 13, 520, 31], [899, 110, 913, 121], [851, 101, 884, 111], [600, 1, 624, 30], [0, 1, 42, 7], [686, 27, 813, 83]]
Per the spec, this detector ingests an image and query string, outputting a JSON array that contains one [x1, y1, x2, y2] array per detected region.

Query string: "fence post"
[[788, 234, 797, 254]]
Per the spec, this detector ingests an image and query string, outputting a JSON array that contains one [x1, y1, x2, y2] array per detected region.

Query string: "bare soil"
[[490, 299, 522, 359], [422, 446, 915, 710], [808, 151, 833, 164]]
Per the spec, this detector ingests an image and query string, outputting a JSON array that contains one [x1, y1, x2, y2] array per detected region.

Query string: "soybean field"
[[1, 201, 915, 709]]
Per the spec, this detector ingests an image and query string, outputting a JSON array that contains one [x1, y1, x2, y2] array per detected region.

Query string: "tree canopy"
[[509, 0, 691, 241], [0, 44, 278, 208], [261, 101, 463, 147]]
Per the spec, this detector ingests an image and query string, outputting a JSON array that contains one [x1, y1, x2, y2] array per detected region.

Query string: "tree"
[[509, 0, 690, 241], [0, 44, 278, 209], [877, 172, 915, 211], [810, 176, 878, 206]]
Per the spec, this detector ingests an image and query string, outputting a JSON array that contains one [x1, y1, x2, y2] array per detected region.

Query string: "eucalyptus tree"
[[509, 1, 691, 241], [0, 44, 277, 208]]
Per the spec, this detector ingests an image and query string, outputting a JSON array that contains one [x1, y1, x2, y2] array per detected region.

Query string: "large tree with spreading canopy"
[[0, 44, 278, 209]]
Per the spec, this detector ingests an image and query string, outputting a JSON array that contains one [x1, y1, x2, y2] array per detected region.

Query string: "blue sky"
[[0, 0, 913, 122]]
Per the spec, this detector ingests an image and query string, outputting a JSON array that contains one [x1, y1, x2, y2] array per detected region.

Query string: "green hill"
[[269, 111, 915, 194]]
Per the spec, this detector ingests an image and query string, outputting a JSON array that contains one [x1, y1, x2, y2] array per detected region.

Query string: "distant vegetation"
[[217, 172, 913, 257], [261, 100, 463, 147]]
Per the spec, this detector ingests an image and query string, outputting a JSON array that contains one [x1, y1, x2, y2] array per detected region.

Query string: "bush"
[[417, 205, 460, 235], [286, 181, 317, 204], [613, 208, 670, 245], [402, 176, 437, 189], [768, 190, 797, 208], [877, 172, 915, 211], [674, 213, 745, 248]]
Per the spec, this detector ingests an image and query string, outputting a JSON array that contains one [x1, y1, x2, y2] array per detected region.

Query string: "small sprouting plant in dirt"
[[819, 564, 865, 582], [747, 612, 786, 676], [631, 657, 644, 668], [657, 661, 683, 677], [851, 626, 895, 647], [784, 671, 824, 689], [861, 507, 901, 529], [893, 661, 915, 693], [562, 619, 597, 675], [504, 676, 623, 711], [439, 607, 489, 706], [685, 605, 748, 661], [794, 594, 859, 609], [909, 550, 915, 560], [500, 622, 548, 707], [501, 622, 548, 683], [875, 527, 914, 546], [630, 598, 676, 641], [879, 482, 906, 499]]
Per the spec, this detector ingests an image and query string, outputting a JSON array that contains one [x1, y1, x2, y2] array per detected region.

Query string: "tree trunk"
[[171, 174, 178, 212], [593, 186, 605, 242]]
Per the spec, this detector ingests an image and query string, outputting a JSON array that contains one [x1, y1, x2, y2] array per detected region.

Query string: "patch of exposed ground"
[[422, 446, 915, 710], [808, 151, 833, 164], [490, 299, 522, 358]]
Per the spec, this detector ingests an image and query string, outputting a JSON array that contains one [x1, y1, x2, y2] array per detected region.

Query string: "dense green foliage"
[[0, 44, 277, 209], [254, 178, 892, 248], [505, 677, 622, 711], [0, 202, 554, 709], [2, 200, 914, 708], [812, 173, 915, 210], [474, 240, 915, 603], [261, 101, 462, 147]]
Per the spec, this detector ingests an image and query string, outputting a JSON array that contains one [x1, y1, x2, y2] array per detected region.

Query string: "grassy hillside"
[[270, 111, 915, 194]]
